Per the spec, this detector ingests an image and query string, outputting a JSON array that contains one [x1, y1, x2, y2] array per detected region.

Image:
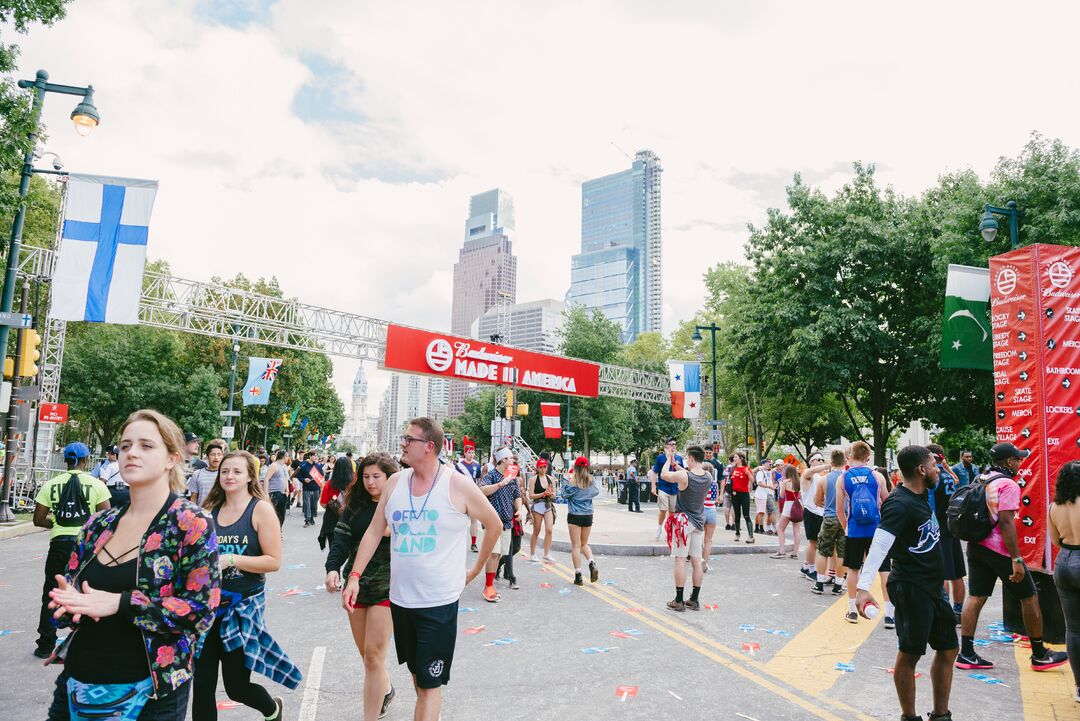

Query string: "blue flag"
[[242, 358, 282, 406]]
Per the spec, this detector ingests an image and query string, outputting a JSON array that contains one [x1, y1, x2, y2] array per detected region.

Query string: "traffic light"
[[2, 357, 12, 379], [17, 328, 40, 378], [516, 403, 528, 417], [566, 437, 572, 451]]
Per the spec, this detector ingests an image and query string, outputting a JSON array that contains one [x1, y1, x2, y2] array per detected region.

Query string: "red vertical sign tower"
[[991, 244, 1080, 571]]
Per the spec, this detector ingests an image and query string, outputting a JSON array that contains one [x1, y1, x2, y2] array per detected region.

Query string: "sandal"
[[789, 553, 799, 559], [769, 552, 785, 559]]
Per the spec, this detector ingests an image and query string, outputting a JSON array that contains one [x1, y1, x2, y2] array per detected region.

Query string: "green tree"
[[0, 1, 73, 218]]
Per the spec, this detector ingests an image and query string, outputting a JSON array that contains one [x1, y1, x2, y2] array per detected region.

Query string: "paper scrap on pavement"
[[835, 662, 855, 673], [539, 583, 552, 589], [286, 563, 306, 569], [485, 637, 517, 647], [621, 628, 643, 636], [615, 685, 638, 701], [741, 642, 760, 654], [458, 607, 479, 613], [559, 588, 572, 596], [610, 631, 638, 641], [463, 626, 486, 635], [581, 646, 615, 654], [668, 691, 683, 701], [216, 701, 242, 710]]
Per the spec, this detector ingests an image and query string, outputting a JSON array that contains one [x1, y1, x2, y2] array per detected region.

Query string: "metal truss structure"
[[598, 364, 669, 404]]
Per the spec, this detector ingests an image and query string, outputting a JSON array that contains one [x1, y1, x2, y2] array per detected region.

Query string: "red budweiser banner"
[[991, 244, 1080, 571], [382, 324, 601, 398]]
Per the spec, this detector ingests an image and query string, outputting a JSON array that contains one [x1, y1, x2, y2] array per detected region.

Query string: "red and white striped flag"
[[443, 434, 454, 456], [540, 403, 562, 439]]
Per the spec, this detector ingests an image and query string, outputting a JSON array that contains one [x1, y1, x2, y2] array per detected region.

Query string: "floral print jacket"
[[53, 493, 220, 697]]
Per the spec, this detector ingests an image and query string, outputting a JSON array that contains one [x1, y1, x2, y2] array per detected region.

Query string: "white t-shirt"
[[754, 470, 771, 500], [100, 460, 124, 487], [802, 472, 825, 515]]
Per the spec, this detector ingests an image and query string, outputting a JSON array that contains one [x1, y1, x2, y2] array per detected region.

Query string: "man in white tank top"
[[343, 417, 501, 721]]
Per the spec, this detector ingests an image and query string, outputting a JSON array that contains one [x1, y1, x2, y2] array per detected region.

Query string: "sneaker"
[[800, 567, 815, 581], [746, 536, 755, 544], [844, 610, 859, 624], [832, 583, 845, 595], [589, 562, 599, 583], [811, 582, 824, 595], [685, 599, 700, 611], [543, 555, 555, 564], [655, 526, 663, 541], [33, 646, 53, 659], [482, 586, 500, 603], [529, 554, 539, 563], [734, 534, 741, 542], [379, 686, 395, 719], [1074, 685, 1080, 703], [508, 578, 520, 590], [702, 561, 709, 574], [470, 543, 478, 552], [884, 616, 896, 630], [955, 651, 994, 670], [269, 696, 284, 721], [769, 552, 786, 559], [927, 711, 953, 721], [574, 572, 584, 586], [666, 599, 686, 612], [1031, 650, 1069, 671]]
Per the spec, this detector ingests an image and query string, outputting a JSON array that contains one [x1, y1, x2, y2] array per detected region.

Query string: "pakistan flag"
[[940, 264, 992, 371]]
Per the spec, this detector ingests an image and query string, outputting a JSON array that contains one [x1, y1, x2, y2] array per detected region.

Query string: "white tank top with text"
[[385, 466, 469, 608]]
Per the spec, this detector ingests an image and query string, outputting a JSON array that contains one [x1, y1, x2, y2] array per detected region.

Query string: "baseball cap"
[[494, 448, 514, 463], [63, 442, 90, 460], [574, 456, 590, 468], [809, 453, 824, 463], [184, 432, 200, 444], [991, 442, 1030, 462], [536, 458, 549, 469], [107, 445, 119, 455]]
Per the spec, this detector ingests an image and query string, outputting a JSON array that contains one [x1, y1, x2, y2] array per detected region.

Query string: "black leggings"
[[192, 617, 276, 721], [732, 491, 753, 535]]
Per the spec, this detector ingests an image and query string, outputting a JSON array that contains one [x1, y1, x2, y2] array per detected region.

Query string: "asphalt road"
[[1, 506, 1076, 721]]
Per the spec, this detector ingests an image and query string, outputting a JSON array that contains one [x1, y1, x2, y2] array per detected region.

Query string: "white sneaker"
[[655, 526, 663, 541], [529, 554, 539, 563], [542, 555, 555, 564]]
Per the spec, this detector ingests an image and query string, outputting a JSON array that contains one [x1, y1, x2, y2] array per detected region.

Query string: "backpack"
[[846, 467, 880, 527], [946, 471, 1001, 541], [55, 472, 91, 528]]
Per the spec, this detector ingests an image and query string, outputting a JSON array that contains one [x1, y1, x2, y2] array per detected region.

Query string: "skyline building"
[[566, 150, 662, 342], [377, 372, 433, 451], [448, 188, 518, 416], [473, 298, 566, 355]]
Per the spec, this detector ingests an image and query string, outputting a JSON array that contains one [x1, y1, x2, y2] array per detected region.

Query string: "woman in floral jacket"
[[47, 409, 220, 721]]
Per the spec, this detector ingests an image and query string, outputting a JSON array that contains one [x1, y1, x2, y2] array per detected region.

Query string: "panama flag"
[[52, 174, 158, 324], [940, 264, 992, 371], [540, 402, 562, 439], [668, 361, 701, 419], [242, 358, 282, 406]]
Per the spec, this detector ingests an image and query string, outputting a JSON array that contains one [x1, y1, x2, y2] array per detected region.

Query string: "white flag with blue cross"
[[51, 174, 158, 324]]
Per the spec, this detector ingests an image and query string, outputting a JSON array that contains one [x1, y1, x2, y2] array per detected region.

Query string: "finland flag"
[[51, 174, 158, 324]]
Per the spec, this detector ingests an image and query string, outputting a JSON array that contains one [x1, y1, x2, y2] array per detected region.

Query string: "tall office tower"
[[378, 372, 433, 450], [566, 150, 662, 342], [448, 189, 518, 416], [473, 298, 566, 355], [427, 377, 450, 421]]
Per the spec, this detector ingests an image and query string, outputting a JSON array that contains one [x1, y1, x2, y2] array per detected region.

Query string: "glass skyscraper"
[[567, 150, 662, 342]]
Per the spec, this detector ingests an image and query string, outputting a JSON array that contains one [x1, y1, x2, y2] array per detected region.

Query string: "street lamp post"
[[0, 70, 99, 362], [692, 323, 721, 439], [979, 201, 1022, 250], [226, 324, 241, 429]]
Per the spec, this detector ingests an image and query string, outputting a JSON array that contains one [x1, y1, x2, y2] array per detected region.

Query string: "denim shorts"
[[704, 506, 717, 526]]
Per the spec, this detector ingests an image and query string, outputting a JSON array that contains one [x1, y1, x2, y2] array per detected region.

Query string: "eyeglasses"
[[400, 435, 428, 446]]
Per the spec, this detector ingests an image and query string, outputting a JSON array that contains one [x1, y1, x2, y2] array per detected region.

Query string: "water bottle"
[[865, 601, 880, 620]]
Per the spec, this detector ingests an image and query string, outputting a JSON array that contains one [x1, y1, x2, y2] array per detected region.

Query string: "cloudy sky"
[[16, 0, 1080, 413]]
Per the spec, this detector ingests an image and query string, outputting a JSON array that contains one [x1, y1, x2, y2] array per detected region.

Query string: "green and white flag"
[[940, 264, 992, 370]]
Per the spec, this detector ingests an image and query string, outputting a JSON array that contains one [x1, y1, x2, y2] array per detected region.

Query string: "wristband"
[[348, 571, 361, 580], [1012, 557, 1024, 564]]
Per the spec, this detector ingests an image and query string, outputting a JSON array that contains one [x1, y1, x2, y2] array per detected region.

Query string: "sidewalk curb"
[[550, 540, 777, 556], [0, 522, 46, 541]]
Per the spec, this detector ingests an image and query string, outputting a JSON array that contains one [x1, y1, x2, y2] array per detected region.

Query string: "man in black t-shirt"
[[292, 451, 321, 527], [855, 445, 956, 721]]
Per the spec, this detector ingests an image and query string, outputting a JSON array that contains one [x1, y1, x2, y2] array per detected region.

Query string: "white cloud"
[[17, 0, 1080, 413]]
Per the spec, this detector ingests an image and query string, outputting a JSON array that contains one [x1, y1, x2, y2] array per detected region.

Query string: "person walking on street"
[[836, 441, 891, 625], [956, 442, 1068, 672], [754, 459, 775, 535], [454, 438, 483, 552], [701, 449, 720, 573], [855, 445, 957, 721], [32, 443, 111, 659], [799, 455, 829, 580], [264, 451, 291, 530], [528, 459, 557, 562], [660, 445, 712, 611], [812, 449, 848, 595], [626, 459, 641, 513], [188, 440, 226, 507], [563, 456, 601, 586], [730, 453, 754, 543], [478, 448, 526, 598], [292, 451, 321, 527], [772, 464, 803, 561], [1049, 461, 1080, 703], [193, 451, 297, 721], [326, 453, 400, 721], [343, 417, 501, 721]]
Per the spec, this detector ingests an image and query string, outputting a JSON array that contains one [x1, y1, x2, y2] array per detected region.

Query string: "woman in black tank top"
[[528, 460, 557, 562], [192, 451, 299, 721]]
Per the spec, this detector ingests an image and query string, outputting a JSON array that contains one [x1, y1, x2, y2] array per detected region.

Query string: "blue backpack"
[[845, 467, 880, 527]]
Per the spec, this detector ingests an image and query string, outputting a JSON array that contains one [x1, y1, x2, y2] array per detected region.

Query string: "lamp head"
[[70, 86, 100, 137], [692, 328, 703, 342], [980, 210, 999, 243]]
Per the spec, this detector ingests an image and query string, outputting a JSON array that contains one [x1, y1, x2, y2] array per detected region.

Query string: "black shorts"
[[842, 534, 891, 572], [887, 579, 959, 656], [567, 513, 593, 528], [967, 541, 1037, 600], [390, 601, 458, 688], [803, 510, 823, 542], [940, 535, 966, 581]]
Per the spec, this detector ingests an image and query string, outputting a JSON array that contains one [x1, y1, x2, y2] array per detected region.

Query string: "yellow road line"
[[764, 575, 885, 694], [544, 561, 876, 721], [1012, 640, 1080, 720]]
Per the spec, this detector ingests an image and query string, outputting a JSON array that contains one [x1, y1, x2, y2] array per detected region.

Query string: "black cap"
[[184, 432, 199, 444], [991, 442, 1030, 462], [107, 445, 119, 456]]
